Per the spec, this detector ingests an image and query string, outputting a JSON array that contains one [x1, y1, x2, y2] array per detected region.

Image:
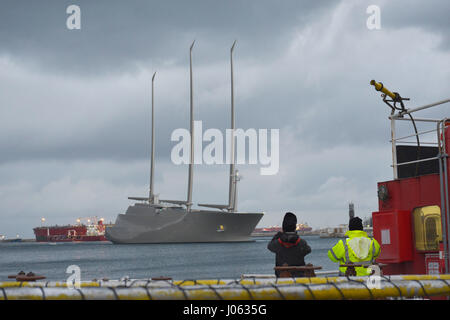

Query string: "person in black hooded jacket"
[[267, 212, 312, 277]]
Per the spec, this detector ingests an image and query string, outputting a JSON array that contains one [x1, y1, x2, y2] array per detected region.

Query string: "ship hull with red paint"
[[33, 224, 108, 242]]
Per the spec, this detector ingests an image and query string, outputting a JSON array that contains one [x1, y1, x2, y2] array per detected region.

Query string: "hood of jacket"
[[344, 230, 372, 260], [278, 232, 300, 248]]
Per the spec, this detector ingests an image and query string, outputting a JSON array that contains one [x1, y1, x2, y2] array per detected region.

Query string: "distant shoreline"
[[0, 239, 35, 243], [251, 231, 321, 237]]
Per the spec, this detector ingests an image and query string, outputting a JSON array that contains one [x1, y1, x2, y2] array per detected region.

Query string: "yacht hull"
[[106, 203, 264, 244]]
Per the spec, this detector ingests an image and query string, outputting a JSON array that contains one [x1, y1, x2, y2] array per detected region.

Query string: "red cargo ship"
[[33, 217, 108, 242]]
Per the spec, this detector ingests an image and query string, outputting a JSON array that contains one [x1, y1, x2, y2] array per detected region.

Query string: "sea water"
[[0, 236, 340, 281]]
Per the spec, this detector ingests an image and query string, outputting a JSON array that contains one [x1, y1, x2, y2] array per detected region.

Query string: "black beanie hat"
[[349, 217, 364, 231], [282, 212, 297, 232]]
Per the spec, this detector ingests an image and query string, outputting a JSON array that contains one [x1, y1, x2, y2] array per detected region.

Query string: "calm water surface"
[[0, 236, 339, 281]]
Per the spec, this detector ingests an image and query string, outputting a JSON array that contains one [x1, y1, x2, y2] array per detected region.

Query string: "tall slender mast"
[[197, 41, 241, 212], [149, 72, 156, 203], [186, 41, 195, 210], [228, 40, 237, 212]]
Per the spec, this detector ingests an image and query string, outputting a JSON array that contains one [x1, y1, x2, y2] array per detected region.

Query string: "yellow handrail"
[[1, 275, 449, 300]]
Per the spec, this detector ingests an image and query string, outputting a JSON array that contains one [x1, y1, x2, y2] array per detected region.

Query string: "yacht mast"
[[128, 72, 160, 204], [228, 40, 237, 212], [186, 41, 195, 210], [149, 72, 156, 203], [198, 41, 239, 212]]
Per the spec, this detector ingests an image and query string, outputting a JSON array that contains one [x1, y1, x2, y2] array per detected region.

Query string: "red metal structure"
[[370, 80, 450, 275]]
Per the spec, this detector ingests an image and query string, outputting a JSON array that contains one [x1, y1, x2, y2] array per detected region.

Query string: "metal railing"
[[389, 114, 444, 178], [1, 275, 449, 300], [437, 118, 450, 275]]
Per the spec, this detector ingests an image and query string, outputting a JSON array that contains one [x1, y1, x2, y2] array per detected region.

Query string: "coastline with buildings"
[[252, 204, 373, 238]]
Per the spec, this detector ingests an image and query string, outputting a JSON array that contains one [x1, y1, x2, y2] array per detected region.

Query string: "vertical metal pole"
[[441, 119, 450, 273], [391, 112, 398, 179], [228, 40, 237, 212], [149, 72, 156, 203], [187, 41, 195, 210], [437, 121, 448, 273]]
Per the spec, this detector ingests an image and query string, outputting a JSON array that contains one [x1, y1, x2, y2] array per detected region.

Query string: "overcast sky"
[[1, 0, 449, 238]]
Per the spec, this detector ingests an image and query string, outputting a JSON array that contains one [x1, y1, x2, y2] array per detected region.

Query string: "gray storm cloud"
[[0, 0, 449, 237], [0, 0, 337, 74]]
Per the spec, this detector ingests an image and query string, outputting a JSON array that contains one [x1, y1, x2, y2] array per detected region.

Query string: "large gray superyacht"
[[105, 42, 264, 243]]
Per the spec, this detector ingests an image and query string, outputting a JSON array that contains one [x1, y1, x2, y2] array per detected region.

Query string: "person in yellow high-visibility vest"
[[328, 217, 381, 276]]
